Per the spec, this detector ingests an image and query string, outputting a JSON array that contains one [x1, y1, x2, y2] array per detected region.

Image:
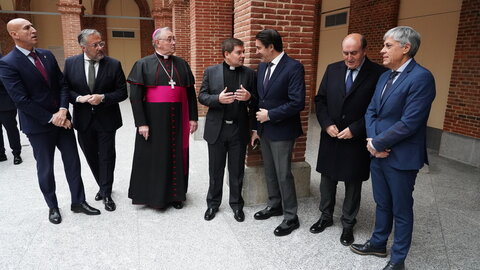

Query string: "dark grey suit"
[[198, 63, 256, 210], [0, 57, 21, 158]]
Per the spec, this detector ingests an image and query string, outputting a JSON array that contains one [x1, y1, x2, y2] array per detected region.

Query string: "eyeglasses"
[[158, 37, 176, 43], [87, 41, 106, 48]]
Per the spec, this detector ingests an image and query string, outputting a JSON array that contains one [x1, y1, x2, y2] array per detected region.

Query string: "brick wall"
[[190, 0, 234, 117], [0, 0, 31, 55], [348, 0, 399, 64], [57, 1, 82, 58], [172, 0, 190, 62], [234, 0, 318, 166], [443, 0, 480, 138]]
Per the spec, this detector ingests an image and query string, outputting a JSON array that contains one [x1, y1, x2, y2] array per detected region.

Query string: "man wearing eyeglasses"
[[64, 29, 128, 212], [127, 27, 198, 210]]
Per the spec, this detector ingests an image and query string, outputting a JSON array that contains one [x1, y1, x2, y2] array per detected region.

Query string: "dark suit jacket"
[[198, 64, 257, 144], [255, 53, 305, 141], [63, 54, 127, 132], [0, 48, 69, 134], [366, 59, 436, 170], [0, 54, 16, 112], [315, 57, 386, 181]]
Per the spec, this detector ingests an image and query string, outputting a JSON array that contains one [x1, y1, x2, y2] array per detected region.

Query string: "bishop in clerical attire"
[[127, 27, 198, 209]]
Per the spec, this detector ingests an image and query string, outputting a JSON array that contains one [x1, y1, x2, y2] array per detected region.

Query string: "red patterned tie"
[[29, 51, 49, 83]]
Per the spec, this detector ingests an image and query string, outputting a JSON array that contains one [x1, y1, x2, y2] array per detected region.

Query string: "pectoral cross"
[[169, 79, 176, 89]]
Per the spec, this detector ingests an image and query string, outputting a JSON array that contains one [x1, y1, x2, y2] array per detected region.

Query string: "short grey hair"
[[152, 27, 172, 48], [78, 29, 101, 46], [384, 26, 421, 58]]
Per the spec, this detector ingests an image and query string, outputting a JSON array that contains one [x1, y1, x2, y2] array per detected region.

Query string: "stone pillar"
[[57, 0, 82, 59], [190, 0, 234, 139], [234, 0, 317, 205], [348, 0, 400, 64]]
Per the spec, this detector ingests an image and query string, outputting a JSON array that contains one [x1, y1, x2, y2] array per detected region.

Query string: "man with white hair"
[[350, 26, 436, 270], [127, 27, 198, 209]]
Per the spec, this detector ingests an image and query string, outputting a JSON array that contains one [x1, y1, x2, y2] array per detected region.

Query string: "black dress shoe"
[[309, 217, 333, 234], [94, 192, 103, 201], [340, 228, 354, 246], [204, 208, 218, 221], [383, 261, 405, 270], [171, 201, 183, 209], [233, 209, 245, 222], [49, 207, 62, 224], [71, 201, 101, 215], [350, 240, 387, 257], [274, 216, 300, 236], [13, 155, 22, 165], [103, 196, 116, 211], [0, 154, 6, 162], [253, 206, 283, 220]]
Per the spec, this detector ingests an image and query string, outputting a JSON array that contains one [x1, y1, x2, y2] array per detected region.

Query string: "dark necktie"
[[29, 51, 49, 83], [345, 69, 354, 94], [88, 60, 96, 91], [381, 71, 399, 100], [263, 62, 274, 89]]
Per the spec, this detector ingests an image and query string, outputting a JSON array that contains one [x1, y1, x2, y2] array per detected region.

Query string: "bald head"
[[342, 33, 367, 69], [7, 18, 38, 51]]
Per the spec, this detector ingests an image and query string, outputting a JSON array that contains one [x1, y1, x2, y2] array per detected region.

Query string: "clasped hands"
[[51, 108, 71, 129], [366, 138, 390, 158], [77, 94, 104, 105], [138, 121, 198, 141], [326, 124, 353, 139], [218, 84, 251, 104]]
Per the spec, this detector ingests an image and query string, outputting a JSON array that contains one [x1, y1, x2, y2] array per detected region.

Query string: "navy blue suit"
[[64, 54, 127, 197], [255, 53, 305, 220], [365, 59, 435, 263], [0, 47, 86, 208]]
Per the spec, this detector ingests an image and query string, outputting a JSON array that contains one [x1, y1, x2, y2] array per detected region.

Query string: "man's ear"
[[403, 43, 411, 55]]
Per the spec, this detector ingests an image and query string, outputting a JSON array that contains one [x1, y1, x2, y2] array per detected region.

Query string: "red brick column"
[[152, 7, 173, 29], [172, 0, 191, 62], [57, 0, 82, 58], [234, 0, 317, 166], [190, 0, 233, 117], [348, 0, 399, 64], [443, 0, 480, 138]]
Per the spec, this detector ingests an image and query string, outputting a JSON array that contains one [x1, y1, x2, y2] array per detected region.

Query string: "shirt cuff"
[[368, 140, 377, 152]]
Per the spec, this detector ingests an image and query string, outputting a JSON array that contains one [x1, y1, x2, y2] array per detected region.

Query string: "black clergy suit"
[[198, 63, 256, 211], [64, 54, 127, 198], [255, 53, 305, 221], [0, 47, 86, 208], [315, 57, 386, 229], [0, 54, 21, 159]]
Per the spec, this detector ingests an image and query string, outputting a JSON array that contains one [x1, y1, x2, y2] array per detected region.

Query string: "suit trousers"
[[206, 123, 246, 210], [27, 127, 86, 208], [369, 158, 417, 264], [260, 137, 298, 220], [0, 110, 21, 156], [319, 174, 362, 229], [77, 119, 117, 196]]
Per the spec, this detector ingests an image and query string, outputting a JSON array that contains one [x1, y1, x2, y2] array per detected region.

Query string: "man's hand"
[[250, 130, 260, 146], [51, 109, 67, 127], [256, 108, 269, 123], [138, 125, 149, 140], [366, 138, 390, 158], [77, 94, 92, 103], [234, 84, 251, 101], [337, 127, 353, 139], [87, 94, 104, 105], [218, 87, 235, 104], [189, 121, 198, 134], [62, 119, 72, 129], [326, 125, 339, 137]]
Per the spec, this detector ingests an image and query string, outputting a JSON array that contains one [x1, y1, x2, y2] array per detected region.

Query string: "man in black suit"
[[251, 29, 305, 236], [0, 18, 100, 224], [198, 38, 256, 222], [64, 29, 128, 212], [312, 33, 386, 246], [0, 54, 22, 165]]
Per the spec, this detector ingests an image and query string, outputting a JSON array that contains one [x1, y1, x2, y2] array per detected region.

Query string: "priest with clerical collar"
[[127, 27, 198, 210], [198, 38, 257, 222]]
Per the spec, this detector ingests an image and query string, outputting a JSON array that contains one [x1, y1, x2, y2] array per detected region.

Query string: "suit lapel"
[[346, 59, 371, 98], [258, 62, 267, 98], [95, 57, 106, 93], [214, 64, 224, 93], [263, 54, 287, 96], [380, 59, 417, 109], [16, 48, 49, 87], [76, 55, 89, 91]]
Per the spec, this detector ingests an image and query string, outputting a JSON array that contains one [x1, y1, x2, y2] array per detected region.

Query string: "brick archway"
[[0, 0, 32, 54], [86, 0, 153, 57]]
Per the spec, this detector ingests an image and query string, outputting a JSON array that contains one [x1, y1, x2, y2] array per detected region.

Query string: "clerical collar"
[[223, 61, 237, 70], [156, 52, 170, 59]]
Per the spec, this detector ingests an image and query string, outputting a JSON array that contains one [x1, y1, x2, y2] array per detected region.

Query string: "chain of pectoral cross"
[[155, 55, 176, 89]]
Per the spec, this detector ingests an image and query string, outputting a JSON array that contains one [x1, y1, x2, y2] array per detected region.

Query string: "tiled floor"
[[1, 101, 478, 270]]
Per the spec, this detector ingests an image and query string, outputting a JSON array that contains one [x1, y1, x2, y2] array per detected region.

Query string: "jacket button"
[[342, 115, 345, 119]]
